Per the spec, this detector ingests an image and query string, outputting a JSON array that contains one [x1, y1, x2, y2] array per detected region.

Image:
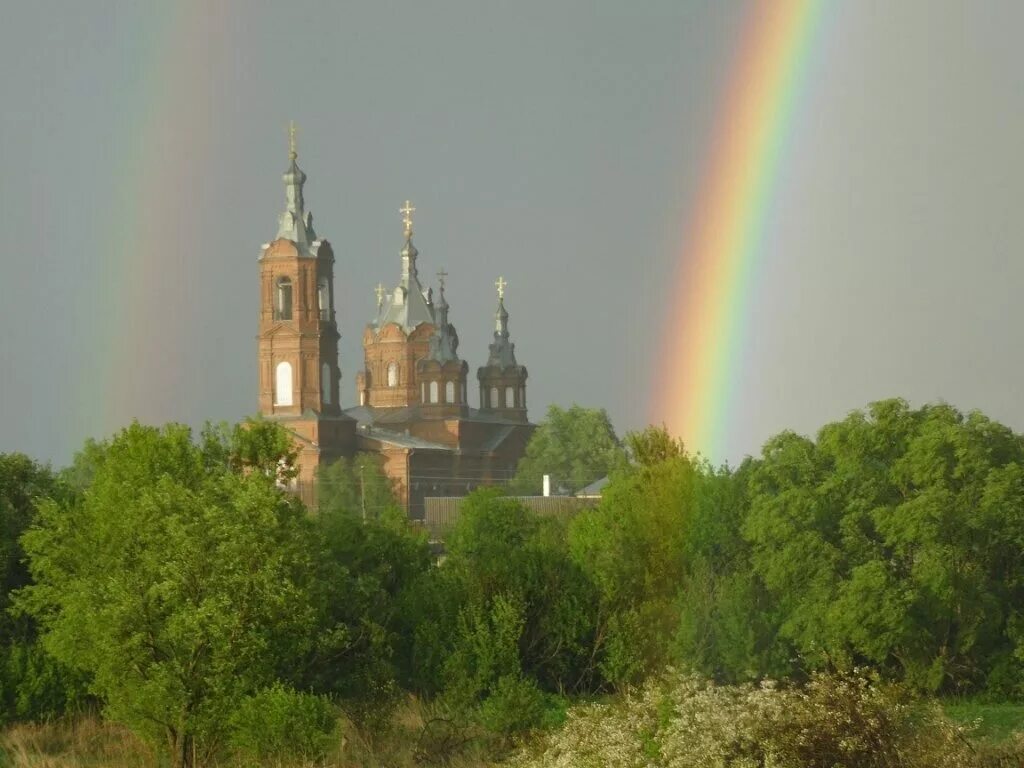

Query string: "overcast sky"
[[1, 1, 1022, 467]]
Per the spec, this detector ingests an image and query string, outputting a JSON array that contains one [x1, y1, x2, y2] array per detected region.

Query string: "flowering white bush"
[[510, 670, 980, 768]]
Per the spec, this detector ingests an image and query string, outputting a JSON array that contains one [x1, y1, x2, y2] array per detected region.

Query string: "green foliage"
[[568, 446, 698, 687], [511, 405, 626, 494], [0, 453, 87, 724], [228, 683, 338, 762], [17, 421, 319, 767], [306, 454, 432, 730], [743, 399, 1024, 692], [316, 452, 405, 522]]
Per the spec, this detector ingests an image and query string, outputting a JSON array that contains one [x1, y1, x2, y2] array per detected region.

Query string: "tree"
[[0, 454, 86, 722], [568, 447, 699, 687], [743, 399, 1024, 693], [510, 405, 626, 495], [18, 421, 320, 767]]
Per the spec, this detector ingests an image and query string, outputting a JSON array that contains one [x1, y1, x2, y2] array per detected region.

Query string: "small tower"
[[257, 123, 355, 500], [417, 269, 469, 417], [477, 276, 528, 422], [356, 201, 437, 409]]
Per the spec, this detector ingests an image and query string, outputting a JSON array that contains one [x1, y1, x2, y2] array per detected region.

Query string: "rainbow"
[[70, 1, 233, 460], [652, 0, 827, 462]]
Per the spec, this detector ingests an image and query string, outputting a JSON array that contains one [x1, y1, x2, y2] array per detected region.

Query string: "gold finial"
[[400, 200, 416, 238], [288, 120, 297, 161], [375, 282, 385, 308], [495, 276, 507, 300], [437, 268, 448, 290]]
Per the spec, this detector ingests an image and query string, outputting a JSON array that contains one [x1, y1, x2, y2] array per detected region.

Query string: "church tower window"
[[318, 277, 330, 320], [275, 277, 293, 320], [322, 363, 331, 405], [430, 381, 439, 404], [445, 381, 455, 403], [505, 386, 515, 408], [275, 361, 293, 406], [387, 361, 399, 388], [490, 387, 499, 409]]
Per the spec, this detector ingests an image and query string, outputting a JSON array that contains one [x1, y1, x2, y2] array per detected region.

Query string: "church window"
[[422, 381, 427, 403], [430, 381, 439, 404], [445, 381, 455, 403], [321, 363, 331, 405], [317, 278, 330, 320], [506, 386, 515, 408], [360, 391, 366, 406], [387, 361, 399, 388], [275, 277, 293, 320], [519, 386, 526, 408], [274, 361, 293, 406], [490, 387, 499, 409]]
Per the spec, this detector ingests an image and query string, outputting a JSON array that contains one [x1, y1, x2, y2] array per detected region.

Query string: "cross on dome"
[[288, 120, 297, 161], [375, 282, 385, 308], [495, 276, 507, 300], [400, 200, 416, 238], [437, 268, 448, 290]]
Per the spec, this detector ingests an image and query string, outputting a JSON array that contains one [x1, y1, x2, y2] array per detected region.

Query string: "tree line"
[[0, 398, 1022, 765]]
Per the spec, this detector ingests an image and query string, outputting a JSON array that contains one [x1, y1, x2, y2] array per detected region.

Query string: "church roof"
[[270, 122, 319, 256], [345, 404, 525, 428], [372, 202, 437, 333]]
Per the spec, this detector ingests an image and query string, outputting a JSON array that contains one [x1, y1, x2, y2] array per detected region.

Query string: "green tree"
[[18, 421, 320, 767], [511, 405, 626, 494], [568, 446, 698, 687], [408, 489, 596, 724], [305, 454, 432, 726], [0, 454, 86, 722], [743, 399, 1024, 693]]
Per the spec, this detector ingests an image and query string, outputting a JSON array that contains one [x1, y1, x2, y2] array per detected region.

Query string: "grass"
[[0, 698, 499, 768], [943, 700, 1024, 744]]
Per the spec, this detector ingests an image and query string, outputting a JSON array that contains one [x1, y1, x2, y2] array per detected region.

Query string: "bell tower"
[[257, 123, 355, 501], [477, 277, 529, 423]]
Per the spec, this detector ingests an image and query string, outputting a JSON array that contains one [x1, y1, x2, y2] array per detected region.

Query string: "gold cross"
[[288, 120, 297, 160], [400, 200, 415, 237], [495, 276, 507, 299], [437, 268, 448, 290], [375, 282, 385, 307]]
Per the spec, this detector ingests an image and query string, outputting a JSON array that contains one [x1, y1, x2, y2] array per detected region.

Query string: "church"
[[255, 131, 534, 517]]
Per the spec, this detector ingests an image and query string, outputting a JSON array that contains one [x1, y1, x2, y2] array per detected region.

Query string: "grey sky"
[[1, 1, 1022, 467]]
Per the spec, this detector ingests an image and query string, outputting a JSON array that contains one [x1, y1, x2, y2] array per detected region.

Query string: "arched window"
[[430, 381, 439, 404], [445, 381, 455, 403], [317, 278, 330, 320], [490, 387, 499, 409], [519, 386, 526, 408], [387, 362, 399, 388], [275, 277, 293, 320], [421, 381, 427, 403], [505, 386, 515, 408], [321, 362, 331, 405], [275, 361, 293, 406]]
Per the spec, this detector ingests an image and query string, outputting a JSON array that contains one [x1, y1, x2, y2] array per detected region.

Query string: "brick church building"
[[256, 134, 533, 516]]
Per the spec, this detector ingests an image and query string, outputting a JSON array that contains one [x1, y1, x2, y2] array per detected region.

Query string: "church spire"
[[428, 269, 459, 363], [488, 277, 517, 367], [276, 120, 316, 246], [399, 200, 419, 284]]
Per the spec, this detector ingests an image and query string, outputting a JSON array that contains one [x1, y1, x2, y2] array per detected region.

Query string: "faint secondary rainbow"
[[69, 1, 233, 460], [653, 0, 826, 461]]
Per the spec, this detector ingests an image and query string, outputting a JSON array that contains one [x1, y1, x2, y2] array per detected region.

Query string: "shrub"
[[477, 674, 547, 736], [512, 670, 980, 768], [228, 683, 338, 762]]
